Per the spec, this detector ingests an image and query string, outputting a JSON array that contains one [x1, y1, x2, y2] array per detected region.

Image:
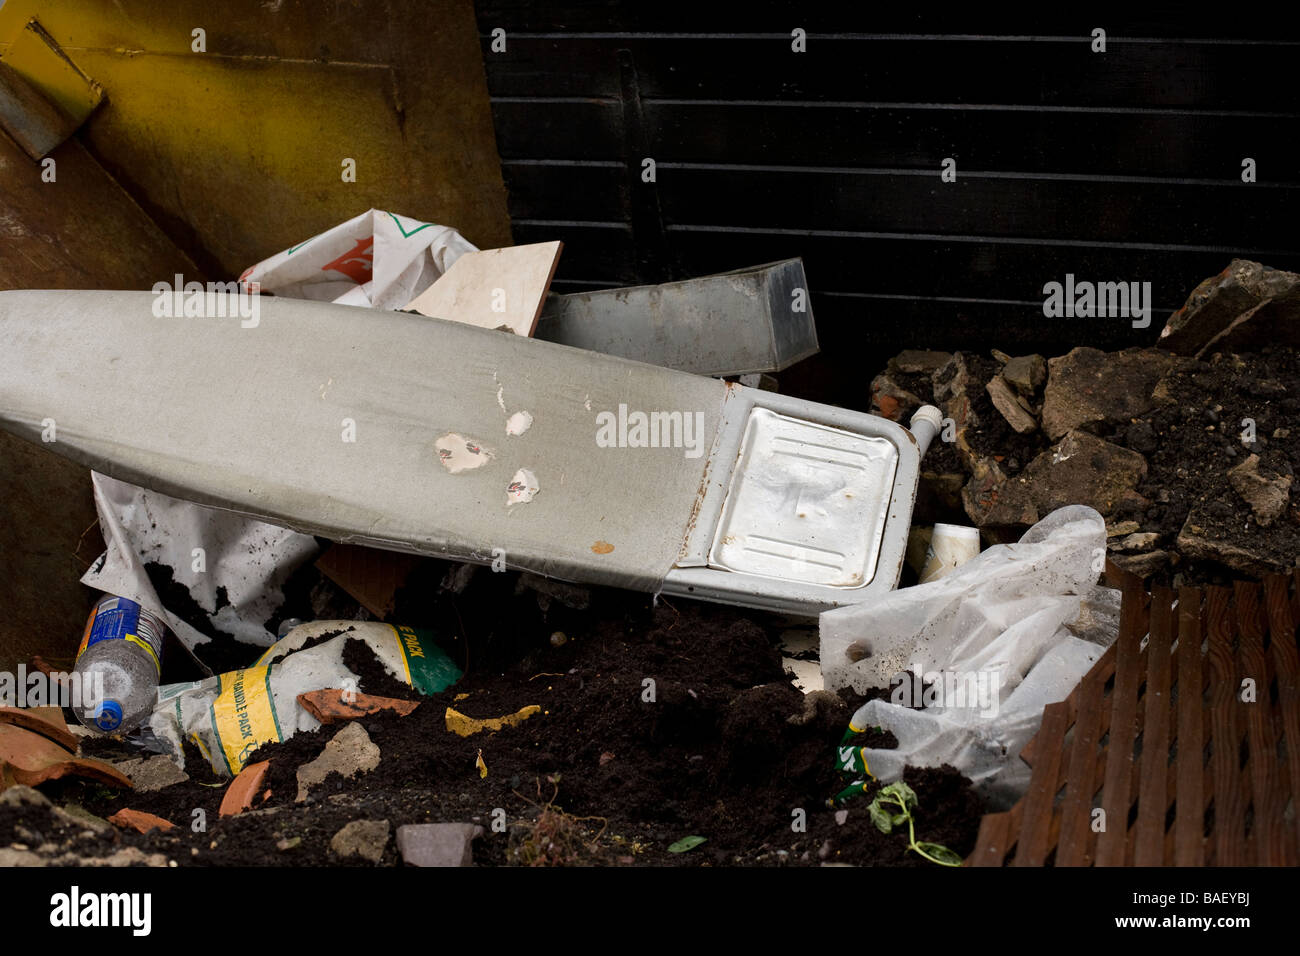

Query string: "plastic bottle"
[[276, 617, 304, 640], [72, 594, 167, 734]]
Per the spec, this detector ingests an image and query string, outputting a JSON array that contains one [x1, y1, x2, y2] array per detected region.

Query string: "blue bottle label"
[[77, 596, 165, 676]]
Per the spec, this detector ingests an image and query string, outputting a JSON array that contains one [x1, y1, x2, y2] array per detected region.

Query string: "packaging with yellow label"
[[152, 621, 461, 776]]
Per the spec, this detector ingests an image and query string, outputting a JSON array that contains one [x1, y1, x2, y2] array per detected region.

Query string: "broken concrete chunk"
[[1001, 354, 1046, 395], [1176, 521, 1279, 576], [889, 350, 952, 375], [1106, 520, 1141, 538], [1227, 453, 1293, 527], [330, 819, 390, 864], [55, 803, 112, 834], [1199, 293, 1300, 357], [1040, 348, 1175, 440], [986, 375, 1038, 434], [1021, 431, 1147, 518], [114, 755, 189, 792], [1117, 532, 1161, 551], [296, 722, 381, 802], [1158, 259, 1300, 356], [1110, 550, 1173, 578], [961, 458, 1038, 527], [919, 470, 966, 514], [396, 822, 484, 867], [942, 390, 981, 473], [0, 784, 50, 810]]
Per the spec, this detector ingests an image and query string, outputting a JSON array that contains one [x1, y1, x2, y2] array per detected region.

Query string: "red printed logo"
[[321, 237, 374, 283]]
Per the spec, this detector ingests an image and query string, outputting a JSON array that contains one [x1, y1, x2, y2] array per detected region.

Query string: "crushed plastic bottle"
[[72, 594, 167, 734]]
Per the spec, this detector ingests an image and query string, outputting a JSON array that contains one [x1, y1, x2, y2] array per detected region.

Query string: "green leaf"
[[880, 781, 918, 811], [867, 799, 894, 834], [913, 842, 964, 867], [891, 812, 909, 826], [667, 835, 707, 853]]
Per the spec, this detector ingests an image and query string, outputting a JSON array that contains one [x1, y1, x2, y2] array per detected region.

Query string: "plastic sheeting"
[[80, 473, 318, 653], [820, 506, 1121, 807]]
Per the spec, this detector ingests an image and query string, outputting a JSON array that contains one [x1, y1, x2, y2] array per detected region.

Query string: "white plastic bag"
[[238, 207, 477, 310], [81, 473, 319, 655], [821, 506, 1120, 807]]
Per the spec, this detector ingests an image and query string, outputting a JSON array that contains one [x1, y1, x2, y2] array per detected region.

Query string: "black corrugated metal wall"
[[473, 6, 1300, 407]]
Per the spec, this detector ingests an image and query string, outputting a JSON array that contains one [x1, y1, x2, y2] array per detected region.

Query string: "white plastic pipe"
[[909, 404, 944, 457]]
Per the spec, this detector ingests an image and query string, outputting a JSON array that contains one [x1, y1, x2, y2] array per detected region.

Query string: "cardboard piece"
[[315, 543, 422, 619], [404, 241, 562, 336]]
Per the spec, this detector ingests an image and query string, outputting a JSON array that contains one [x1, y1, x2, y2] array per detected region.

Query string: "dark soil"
[[918, 353, 1046, 474], [1112, 346, 1300, 583], [0, 795, 169, 864], [145, 545, 353, 676], [43, 580, 984, 867], [145, 561, 250, 675]]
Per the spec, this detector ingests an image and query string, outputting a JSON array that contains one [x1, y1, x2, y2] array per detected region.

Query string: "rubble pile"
[[870, 261, 1300, 581]]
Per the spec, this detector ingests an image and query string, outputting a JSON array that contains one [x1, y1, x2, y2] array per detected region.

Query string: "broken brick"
[[298, 689, 419, 726], [108, 808, 177, 834], [0, 706, 79, 753], [219, 759, 272, 817], [0, 724, 133, 789]]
